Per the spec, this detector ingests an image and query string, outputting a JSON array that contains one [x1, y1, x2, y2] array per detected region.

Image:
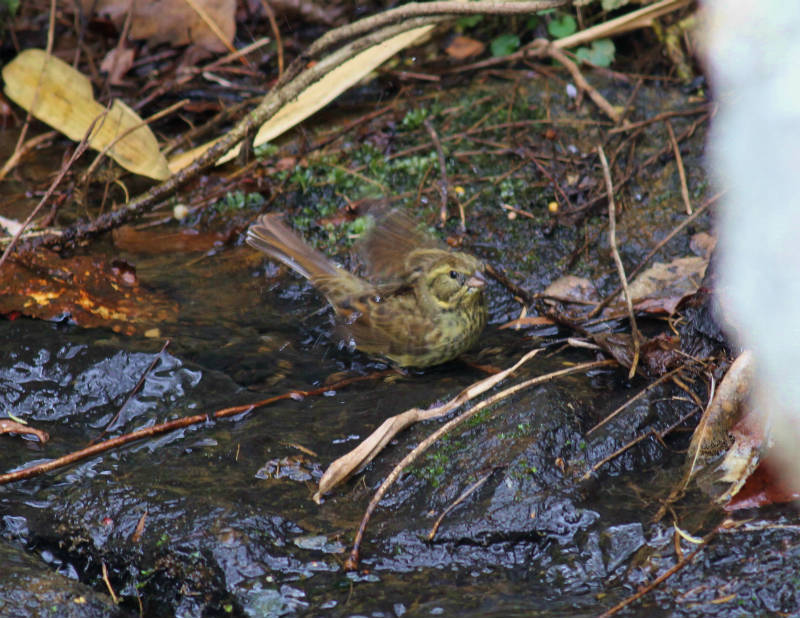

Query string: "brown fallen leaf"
[[684, 350, 754, 478], [0, 419, 49, 443], [0, 250, 177, 336], [445, 35, 486, 60], [81, 0, 236, 53], [100, 46, 136, 85], [588, 332, 681, 378], [542, 275, 600, 305], [621, 255, 709, 316]]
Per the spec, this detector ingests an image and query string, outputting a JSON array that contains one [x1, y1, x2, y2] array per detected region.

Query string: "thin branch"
[[546, 43, 621, 124], [666, 119, 692, 214], [345, 359, 617, 571], [587, 191, 721, 318], [587, 366, 684, 435], [598, 145, 639, 378], [597, 526, 718, 618], [424, 118, 450, 226], [257, 0, 284, 78], [0, 111, 102, 270], [428, 468, 499, 540], [0, 371, 391, 485]]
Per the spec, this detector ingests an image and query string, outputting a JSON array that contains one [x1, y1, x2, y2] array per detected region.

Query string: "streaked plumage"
[[246, 210, 488, 367]]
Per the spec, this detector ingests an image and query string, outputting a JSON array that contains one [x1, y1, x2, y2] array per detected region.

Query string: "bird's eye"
[[449, 270, 459, 279]]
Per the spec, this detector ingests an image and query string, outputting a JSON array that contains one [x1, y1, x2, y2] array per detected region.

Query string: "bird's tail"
[[246, 214, 340, 281]]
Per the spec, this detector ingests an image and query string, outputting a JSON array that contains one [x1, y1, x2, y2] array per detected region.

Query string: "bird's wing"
[[357, 209, 443, 282]]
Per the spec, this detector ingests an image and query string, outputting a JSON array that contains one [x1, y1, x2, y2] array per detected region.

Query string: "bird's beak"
[[466, 270, 488, 289]]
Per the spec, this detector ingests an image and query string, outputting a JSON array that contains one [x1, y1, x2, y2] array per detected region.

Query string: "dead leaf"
[[445, 36, 486, 60], [684, 351, 754, 479], [724, 459, 800, 510], [2, 49, 170, 180], [100, 46, 135, 85], [82, 0, 235, 53], [590, 332, 681, 377], [169, 24, 436, 172], [620, 255, 708, 316], [0, 250, 177, 336], [714, 404, 769, 505], [542, 275, 599, 305], [638, 333, 682, 376], [689, 232, 716, 260]]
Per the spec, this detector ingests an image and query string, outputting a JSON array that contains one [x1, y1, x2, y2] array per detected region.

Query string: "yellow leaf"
[[2, 49, 170, 180], [168, 24, 434, 173]]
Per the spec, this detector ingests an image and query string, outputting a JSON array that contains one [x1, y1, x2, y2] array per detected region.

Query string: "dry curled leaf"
[[314, 349, 540, 502], [685, 351, 755, 478]]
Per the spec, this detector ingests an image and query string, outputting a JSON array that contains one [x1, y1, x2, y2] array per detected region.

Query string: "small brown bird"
[[246, 210, 488, 367]]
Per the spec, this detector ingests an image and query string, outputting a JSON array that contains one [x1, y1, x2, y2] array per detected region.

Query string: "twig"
[[181, 0, 241, 60], [607, 106, 711, 135], [424, 118, 450, 226], [597, 526, 718, 617], [316, 350, 543, 501], [101, 561, 119, 604], [666, 120, 692, 214], [587, 366, 684, 435], [545, 43, 621, 124], [485, 263, 536, 306], [585, 405, 700, 479], [519, 146, 574, 211], [256, 0, 284, 78], [0, 112, 101, 270], [300, 1, 566, 70], [0, 0, 57, 181], [344, 359, 617, 571], [428, 468, 498, 540], [587, 192, 721, 318], [89, 340, 171, 446], [0, 419, 49, 443], [598, 145, 639, 378], [0, 130, 58, 180], [0, 371, 391, 485]]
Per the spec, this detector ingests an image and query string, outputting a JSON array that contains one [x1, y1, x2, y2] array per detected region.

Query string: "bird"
[[246, 210, 488, 367]]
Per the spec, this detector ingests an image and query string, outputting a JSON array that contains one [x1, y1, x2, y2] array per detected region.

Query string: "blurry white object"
[[706, 1, 800, 478]]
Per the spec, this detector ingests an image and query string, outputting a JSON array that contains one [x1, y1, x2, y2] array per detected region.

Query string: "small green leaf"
[[547, 13, 577, 39], [457, 15, 483, 29], [490, 33, 520, 57], [575, 38, 616, 67]]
